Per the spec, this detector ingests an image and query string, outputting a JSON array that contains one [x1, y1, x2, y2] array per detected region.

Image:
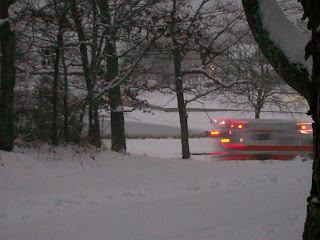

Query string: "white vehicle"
[[213, 119, 313, 160]]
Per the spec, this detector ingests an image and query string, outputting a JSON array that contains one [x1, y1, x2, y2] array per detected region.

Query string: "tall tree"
[[94, 0, 165, 152], [71, 0, 101, 148], [241, 0, 319, 238], [169, 0, 190, 159], [51, 0, 70, 145], [97, 0, 126, 152], [156, 0, 244, 158], [0, 0, 16, 151]]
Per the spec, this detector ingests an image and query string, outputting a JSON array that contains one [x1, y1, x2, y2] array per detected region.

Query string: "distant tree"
[[0, 0, 16, 151], [221, 42, 303, 119]]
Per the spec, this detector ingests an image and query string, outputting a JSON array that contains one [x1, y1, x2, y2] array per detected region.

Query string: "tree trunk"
[[107, 52, 126, 153], [88, 95, 101, 148], [302, 4, 320, 237], [97, 0, 126, 153], [254, 108, 260, 119], [173, 49, 190, 159], [71, 0, 101, 148], [0, 2, 15, 151], [303, 88, 320, 239], [304, 103, 320, 239], [255, 97, 263, 119], [171, 0, 190, 159], [52, 28, 63, 146], [176, 76, 190, 159], [109, 85, 126, 152], [61, 44, 69, 142]]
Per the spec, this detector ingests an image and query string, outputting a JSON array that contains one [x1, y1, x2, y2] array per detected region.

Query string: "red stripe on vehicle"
[[223, 145, 313, 152]]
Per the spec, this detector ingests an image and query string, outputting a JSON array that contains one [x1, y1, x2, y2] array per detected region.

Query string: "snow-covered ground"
[[0, 144, 312, 240], [0, 92, 313, 240]]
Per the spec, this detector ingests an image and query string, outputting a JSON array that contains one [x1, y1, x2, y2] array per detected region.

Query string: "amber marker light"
[[210, 131, 220, 135]]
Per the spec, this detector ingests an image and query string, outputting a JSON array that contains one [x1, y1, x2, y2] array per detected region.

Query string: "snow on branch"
[[0, 18, 9, 27], [94, 28, 167, 98], [258, 0, 312, 75]]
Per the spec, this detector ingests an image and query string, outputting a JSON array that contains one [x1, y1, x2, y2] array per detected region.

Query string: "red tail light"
[[238, 124, 243, 129]]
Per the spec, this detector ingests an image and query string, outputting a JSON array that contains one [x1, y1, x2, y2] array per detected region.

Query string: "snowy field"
[[0, 145, 312, 240], [101, 92, 312, 139], [0, 93, 314, 240]]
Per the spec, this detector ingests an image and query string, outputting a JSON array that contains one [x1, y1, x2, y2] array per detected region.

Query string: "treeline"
[[0, 0, 301, 158]]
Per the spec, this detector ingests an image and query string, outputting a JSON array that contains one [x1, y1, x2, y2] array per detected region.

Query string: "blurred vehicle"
[[208, 118, 235, 138], [212, 119, 313, 160]]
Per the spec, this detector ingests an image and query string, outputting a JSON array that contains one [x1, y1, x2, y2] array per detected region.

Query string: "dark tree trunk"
[[173, 51, 190, 159], [302, 1, 320, 238], [0, 2, 15, 151], [304, 80, 320, 239], [176, 76, 190, 159], [71, 0, 101, 148], [254, 108, 260, 119], [88, 93, 101, 148], [304, 102, 320, 239], [52, 28, 63, 146], [171, 0, 190, 159], [109, 85, 126, 152], [97, 0, 126, 152], [75, 102, 87, 144], [106, 52, 126, 153], [61, 45, 69, 142], [255, 97, 263, 119]]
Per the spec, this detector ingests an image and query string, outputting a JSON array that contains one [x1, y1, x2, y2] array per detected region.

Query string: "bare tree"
[[51, 0, 70, 145], [71, 0, 102, 148], [221, 42, 303, 119], [93, 0, 166, 152], [144, 0, 244, 159]]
